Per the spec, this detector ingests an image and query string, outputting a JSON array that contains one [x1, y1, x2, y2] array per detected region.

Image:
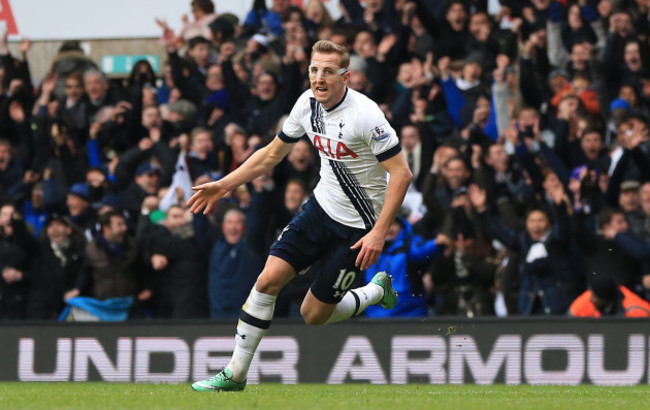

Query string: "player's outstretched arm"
[[352, 152, 412, 270], [187, 136, 294, 214]]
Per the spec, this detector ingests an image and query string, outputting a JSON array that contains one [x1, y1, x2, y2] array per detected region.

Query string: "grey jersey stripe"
[[329, 160, 376, 229]]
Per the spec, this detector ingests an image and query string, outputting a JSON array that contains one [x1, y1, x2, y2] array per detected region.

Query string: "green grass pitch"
[[1, 383, 650, 409]]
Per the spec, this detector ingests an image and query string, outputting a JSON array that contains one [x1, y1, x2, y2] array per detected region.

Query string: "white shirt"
[[280, 88, 401, 229]]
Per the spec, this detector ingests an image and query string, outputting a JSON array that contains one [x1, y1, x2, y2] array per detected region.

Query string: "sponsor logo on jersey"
[[313, 135, 358, 160]]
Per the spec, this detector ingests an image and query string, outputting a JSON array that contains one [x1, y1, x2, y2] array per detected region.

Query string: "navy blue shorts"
[[269, 196, 369, 304]]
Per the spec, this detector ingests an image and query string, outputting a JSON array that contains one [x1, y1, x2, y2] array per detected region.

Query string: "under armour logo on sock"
[[236, 332, 247, 340], [359, 290, 369, 301]]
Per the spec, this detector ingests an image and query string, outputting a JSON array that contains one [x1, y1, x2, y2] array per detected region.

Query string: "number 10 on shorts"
[[332, 269, 356, 298]]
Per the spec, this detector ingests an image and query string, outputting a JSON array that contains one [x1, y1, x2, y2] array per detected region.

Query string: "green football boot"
[[191, 368, 247, 392], [371, 271, 398, 310]]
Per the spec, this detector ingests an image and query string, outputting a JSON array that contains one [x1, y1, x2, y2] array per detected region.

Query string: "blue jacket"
[[193, 195, 265, 319], [365, 220, 442, 318], [244, 9, 283, 36], [205, 238, 262, 318]]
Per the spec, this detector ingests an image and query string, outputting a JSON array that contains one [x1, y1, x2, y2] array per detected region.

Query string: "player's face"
[[309, 52, 349, 109]]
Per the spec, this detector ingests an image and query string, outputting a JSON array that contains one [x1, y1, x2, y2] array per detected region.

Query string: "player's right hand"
[[187, 181, 229, 214]]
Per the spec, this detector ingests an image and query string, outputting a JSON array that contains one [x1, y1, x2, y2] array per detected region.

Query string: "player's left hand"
[[351, 230, 385, 271]]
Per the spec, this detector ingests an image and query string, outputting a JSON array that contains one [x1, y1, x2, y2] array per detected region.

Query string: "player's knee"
[[300, 305, 328, 326], [255, 272, 284, 295]]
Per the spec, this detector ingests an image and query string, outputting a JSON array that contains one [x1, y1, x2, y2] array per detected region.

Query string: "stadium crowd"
[[1, 0, 650, 320]]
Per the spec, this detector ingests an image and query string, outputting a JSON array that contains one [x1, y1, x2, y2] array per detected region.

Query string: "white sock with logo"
[[227, 287, 276, 382], [325, 282, 383, 324]]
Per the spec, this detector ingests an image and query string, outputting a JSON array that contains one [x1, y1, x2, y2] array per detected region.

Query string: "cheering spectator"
[[469, 183, 577, 315], [365, 216, 449, 318], [137, 204, 208, 318], [28, 214, 86, 319], [72, 211, 152, 305], [193, 204, 265, 319]]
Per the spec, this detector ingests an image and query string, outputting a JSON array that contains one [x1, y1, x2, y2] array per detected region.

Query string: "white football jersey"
[[280, 87, 401, 229]]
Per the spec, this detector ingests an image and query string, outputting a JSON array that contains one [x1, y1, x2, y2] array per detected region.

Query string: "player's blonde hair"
[[311, 40, 350, 70]]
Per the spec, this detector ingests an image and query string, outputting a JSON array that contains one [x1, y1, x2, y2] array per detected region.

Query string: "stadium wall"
[[5, 39, 164, 86], [1, 318, 649, 385]]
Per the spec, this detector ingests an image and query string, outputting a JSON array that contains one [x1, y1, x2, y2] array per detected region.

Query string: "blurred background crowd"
[[2, 0, 650, 321]]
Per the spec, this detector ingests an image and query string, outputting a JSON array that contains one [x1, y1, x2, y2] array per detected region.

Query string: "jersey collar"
[[324, 87, 348, 112]]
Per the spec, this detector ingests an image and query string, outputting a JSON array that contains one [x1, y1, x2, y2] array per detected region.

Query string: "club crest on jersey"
[[313, 134, 358, 160], [371, 125, 390, 142]]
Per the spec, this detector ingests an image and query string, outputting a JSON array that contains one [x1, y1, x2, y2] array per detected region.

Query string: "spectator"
[[66, 182, 95, 237], [71, 211, 152, 306], [423, 154, 472, 221], [0, 139, 23, 202], [569, 274, 650, 317], [137, 204, 208, 318], [400, 124, 434, 190], [573, 207, 642, 292], [273, 137, 318, 191], [238, 68, 302, 140], [22, 182, 48, 237], [365, 216, 449, 318], [425, 201, 498, 317], [180, 0, 218, 42], [618, 180, 643, 231], [57, 72, 89, 145], [638, 181, 650, 240], [304, 0, 334, 36], [561, 3, 597, 53], [244, 0, 291, 38], [469, 184, 577, 315], [48, 40, 98, 99], [186, 127, 221, 180], [0, 202, 38, 319], [118, 162, 162, 221], [28, 214, 86, 319], [83, 69, 122, 122], [434, 1, 469, 61], [193, 205, 265, 319]]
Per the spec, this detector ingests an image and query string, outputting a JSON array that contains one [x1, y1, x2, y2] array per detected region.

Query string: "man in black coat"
[[27, 214, 86, 319], [137, 205, 208, 318], [0, 202, 38, 319]]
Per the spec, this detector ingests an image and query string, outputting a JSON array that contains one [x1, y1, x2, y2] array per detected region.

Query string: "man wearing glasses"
[[189, 39, 412, 391]]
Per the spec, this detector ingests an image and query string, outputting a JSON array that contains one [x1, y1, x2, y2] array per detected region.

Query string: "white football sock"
[[227, 288, 276, 382], [325, 282, 383, 324]]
